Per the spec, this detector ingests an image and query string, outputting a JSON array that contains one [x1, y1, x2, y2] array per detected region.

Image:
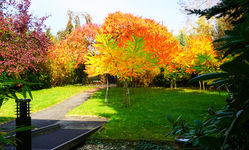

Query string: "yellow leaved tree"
[[86, 33, 156, 106]]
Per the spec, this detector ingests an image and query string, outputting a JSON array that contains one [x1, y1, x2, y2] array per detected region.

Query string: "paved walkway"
[[32, 88, 101, 120], [1, 86, 108, 130], [3, 86, 110, 149]]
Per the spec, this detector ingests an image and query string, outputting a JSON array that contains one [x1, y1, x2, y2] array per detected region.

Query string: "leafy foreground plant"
[[167, 110, 223, 149], [0, 126, 33, 149], [0, 79, 34, 149], [167, 0, 249, 149]]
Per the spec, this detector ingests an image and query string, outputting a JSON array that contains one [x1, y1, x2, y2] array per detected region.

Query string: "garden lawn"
[[67, 87, 227, 140], [0, 85, 95, 123]]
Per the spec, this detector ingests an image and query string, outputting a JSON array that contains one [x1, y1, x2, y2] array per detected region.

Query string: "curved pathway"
[[2, 86, 109, 150], [1, 86, 108, 131]]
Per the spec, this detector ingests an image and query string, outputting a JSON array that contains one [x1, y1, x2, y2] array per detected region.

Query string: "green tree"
[[178, 32, 188, 47], [86, 34, 156, 106], [179, 0, 233, 46], [168, 0, 249, 149]]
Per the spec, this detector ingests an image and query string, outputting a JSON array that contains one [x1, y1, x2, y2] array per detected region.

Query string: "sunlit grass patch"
[[0, 85, 95, 123], [67, 87, 227, 140]]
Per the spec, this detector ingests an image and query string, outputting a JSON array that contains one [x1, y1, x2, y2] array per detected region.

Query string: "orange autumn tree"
[[185, 35, 221, 90], [49, 23, 99, 85], [163, 35, 220, 89], [86, 12, 179, 106], [100, 12, 180, 86]]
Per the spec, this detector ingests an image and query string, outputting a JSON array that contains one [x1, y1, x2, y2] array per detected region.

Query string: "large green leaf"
[[8, 126, 34, 134], [189, 72, 231, 83], [227, 107, 249, 135], [220, 60, 249, 75], [216, 40, 246, 52], [22, 85, 27, 99], [0, 98, 3, 108], [224, 47, 249, 58], [208, 79, 230, 87], [27, 86, 33, 100]]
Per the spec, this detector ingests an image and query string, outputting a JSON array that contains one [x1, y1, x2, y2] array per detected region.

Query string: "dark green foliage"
[[0, 78, 34, 148], [73, 64, 88, 85], [187, 0, 249, 25], [168, 0, 249, 149], [152, 68, 169, 87], [167, 109, 224, 149], [152, 73, 169, 87], [0, 126, 34, 149], [0, 77, 34, 108], [166, 115, 190, 138], [21, 69, 52, 90]]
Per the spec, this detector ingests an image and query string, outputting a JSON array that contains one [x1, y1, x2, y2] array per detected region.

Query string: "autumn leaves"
[[49, 12, 219, 85]]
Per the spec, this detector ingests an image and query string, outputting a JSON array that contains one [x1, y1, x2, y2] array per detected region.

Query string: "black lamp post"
[[15, 99, 31, 150]]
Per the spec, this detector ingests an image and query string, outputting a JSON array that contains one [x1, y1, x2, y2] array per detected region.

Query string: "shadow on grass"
[[82, 87, 227, 140], [1, 118, 107, 149]]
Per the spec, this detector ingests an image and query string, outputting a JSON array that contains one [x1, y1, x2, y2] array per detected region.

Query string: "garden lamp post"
[[16, 99, 31, 150]]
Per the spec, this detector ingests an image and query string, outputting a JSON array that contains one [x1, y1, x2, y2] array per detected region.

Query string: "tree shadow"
[[1, 118, 107, 149], [86, 87, 227, 140]]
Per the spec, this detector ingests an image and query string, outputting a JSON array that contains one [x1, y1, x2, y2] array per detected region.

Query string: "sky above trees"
[[29, 0, 195, 35]]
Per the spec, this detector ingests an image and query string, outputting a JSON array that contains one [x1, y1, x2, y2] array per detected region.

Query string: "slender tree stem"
[[199, 81, 202, 91], [104, 74, 109, 104]]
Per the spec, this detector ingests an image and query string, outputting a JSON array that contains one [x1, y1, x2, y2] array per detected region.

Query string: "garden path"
[[2, 85, 110, 150], [1, 85, 108, 129]]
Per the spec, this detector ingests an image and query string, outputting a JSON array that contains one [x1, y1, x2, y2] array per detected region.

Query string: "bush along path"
[[1, 86, 108, 150]]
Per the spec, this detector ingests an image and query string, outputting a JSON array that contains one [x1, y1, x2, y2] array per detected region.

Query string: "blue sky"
[[29, 0, 196, 35]]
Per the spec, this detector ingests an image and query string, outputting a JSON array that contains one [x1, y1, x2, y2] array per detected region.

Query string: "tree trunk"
[[199, 81, 202, 91], [170, 78, 173, 89], [174, 79, 177, 89], [202, 81, 205, 91], [104, 74, 109, 104], [123, 80, 130, 107]]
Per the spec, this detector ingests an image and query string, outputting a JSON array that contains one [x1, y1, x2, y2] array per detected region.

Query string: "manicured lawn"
[[0, 85, 95, 123], [67, 87, 227, 140]]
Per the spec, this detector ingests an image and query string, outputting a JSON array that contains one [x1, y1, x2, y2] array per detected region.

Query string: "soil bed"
[[76, 139, 193, 150]]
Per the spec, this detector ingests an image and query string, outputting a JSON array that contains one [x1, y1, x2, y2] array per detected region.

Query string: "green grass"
[[0, 85, 95, 123], [67, 87, 227, 140]]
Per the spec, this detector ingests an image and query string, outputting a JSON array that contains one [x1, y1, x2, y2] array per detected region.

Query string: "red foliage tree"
[[0, 0, 51, 76], [49, 23, 99, 68]]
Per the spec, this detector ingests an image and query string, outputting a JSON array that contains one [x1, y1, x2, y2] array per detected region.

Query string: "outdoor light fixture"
[[16, 99, 31, 150]]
